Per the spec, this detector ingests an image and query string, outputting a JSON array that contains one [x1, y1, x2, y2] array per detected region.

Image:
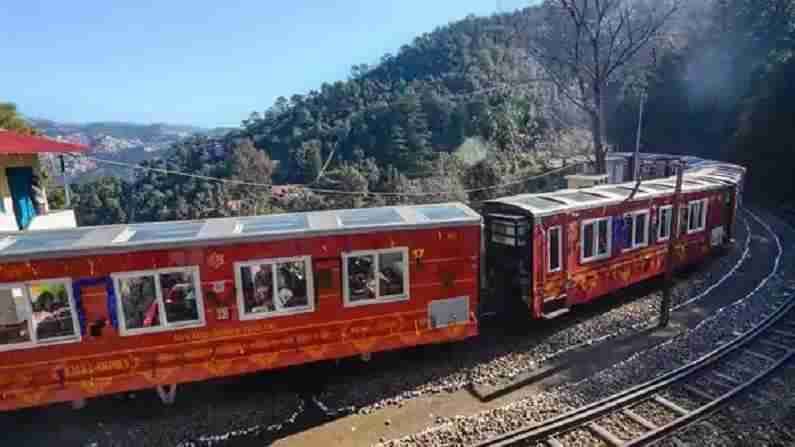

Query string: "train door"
[[482, 213, 531, 317]]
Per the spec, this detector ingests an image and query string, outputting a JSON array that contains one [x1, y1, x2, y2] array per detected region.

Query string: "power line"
[[74, 154, 584, 198]]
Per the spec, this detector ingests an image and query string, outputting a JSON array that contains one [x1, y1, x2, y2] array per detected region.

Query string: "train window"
[[235, 256, 314, 320], [625, 210, 650, 250], [547, 226, 562, 273], [687, 199, 708, 233], [159, 271, 201, 325], [116, 275, 160, 330], [29, 282, 79, 342], [0, 279, 81, 351], [658, 206, 673, 242], [113, 267, 205, 336], [0, 286, 32, 348], [342, 248, 409, 307], [581, 218, 611, 263]]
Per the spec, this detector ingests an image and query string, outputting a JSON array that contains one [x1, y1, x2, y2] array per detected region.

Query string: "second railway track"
[[475, 209, 789, 447]]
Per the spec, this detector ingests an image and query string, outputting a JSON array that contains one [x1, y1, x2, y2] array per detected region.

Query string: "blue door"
[[6, 167, 36, 230]]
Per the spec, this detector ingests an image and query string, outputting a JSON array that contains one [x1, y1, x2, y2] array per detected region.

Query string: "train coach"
[[0, 203, 481, 411], [0, 161, 745, 413], [482, 162, 745, 319]]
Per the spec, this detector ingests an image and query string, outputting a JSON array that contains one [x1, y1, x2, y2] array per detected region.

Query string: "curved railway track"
[[473, 209, 788, 447]]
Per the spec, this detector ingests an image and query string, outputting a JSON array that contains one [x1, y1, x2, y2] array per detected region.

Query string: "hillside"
[[30, 118, 232, 182], [68, 6, 584, 225], [235, 6, 579, 183], [68, 0, 795, 226]]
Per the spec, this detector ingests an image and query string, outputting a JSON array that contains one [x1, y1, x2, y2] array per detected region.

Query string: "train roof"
[[486, 161, 745, 218], [0, 202, 481, 262]]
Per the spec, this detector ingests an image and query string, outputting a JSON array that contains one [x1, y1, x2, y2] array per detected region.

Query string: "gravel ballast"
[[0, 210, 783, 447], [382, 210, 795, 447]]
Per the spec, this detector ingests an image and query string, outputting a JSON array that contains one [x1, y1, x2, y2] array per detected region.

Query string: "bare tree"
[[528, 0, 680, 173]]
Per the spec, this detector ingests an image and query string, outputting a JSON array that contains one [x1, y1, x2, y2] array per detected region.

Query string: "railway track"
[[474, 210, 790, 447]]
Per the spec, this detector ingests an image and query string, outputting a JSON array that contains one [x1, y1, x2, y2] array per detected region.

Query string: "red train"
[[0, 161, 744, 411]]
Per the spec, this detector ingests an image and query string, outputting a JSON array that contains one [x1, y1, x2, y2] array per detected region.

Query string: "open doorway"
[[6, 167, 36, 230]]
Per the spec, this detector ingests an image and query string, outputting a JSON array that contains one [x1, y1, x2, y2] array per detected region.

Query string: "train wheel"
[[71, 398, 86, 410], [156, 384, 178, 405]]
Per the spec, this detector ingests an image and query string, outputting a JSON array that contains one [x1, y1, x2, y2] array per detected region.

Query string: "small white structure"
[[0, 130, 87, 231]]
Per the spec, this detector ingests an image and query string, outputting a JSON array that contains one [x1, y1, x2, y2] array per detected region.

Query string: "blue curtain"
[[105, 277, 119, 329], [6, 167, 36, 230], [71, 276, 119, 334], [612, 216, 630, 253]]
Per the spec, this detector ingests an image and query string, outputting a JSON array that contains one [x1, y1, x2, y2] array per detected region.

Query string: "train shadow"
[[0, 255, 730, 447]]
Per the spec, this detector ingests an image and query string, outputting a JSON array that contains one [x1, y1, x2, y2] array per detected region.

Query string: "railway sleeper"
[[756, 339, 791, 354], [771, 329, 795, 339], [680, 383, 717, 403], [652, 395, 690, 417], [711, 371, 742, 386], [587, 421, 625, 446], [692, 375, 733, 394], [623, 408, 658, 431], [741, 348, 777, 364]]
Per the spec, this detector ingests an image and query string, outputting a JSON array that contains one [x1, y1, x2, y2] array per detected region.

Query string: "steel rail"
[[624, 347, 794, 446], [474, 212, 788, 447]]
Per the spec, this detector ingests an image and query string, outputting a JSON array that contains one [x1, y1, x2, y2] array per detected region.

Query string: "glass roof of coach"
[[237, 213, 309, 234], [0, 228, 94, 255], [599, 186, 651, 197], [414, 205, 470, 221], [338, 207, 404, 227], [121, 222, 205, 243], [550, 191, 610, 203], [0, 203, 478, 258], [516, 196, 568, 210], [641, 183, 675, 190]]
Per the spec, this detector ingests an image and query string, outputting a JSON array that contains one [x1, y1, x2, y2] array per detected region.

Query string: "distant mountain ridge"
[[29, 118, 236, 183]]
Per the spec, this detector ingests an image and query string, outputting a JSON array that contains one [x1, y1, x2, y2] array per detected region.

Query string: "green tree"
[[0, 103, 36, 134], [73, 177, 130, 226], [527, 0, 681, 173], [227, 138, 275, 215]]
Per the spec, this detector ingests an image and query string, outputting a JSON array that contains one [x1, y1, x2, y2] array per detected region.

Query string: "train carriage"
[[0, 203, 481, 411], [482, 163, 745, 319]]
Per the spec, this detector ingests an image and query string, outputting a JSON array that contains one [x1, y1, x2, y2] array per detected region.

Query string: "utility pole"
[[633, 91, 646, 181], [634, 46, 656, 181], [60, 155, 71, 207], [659, 161, 683, 328]]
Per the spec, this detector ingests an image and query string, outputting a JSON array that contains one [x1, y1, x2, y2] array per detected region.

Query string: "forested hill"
[[235, 6, 572, 182], [69, 5, 581, 225], [63, 0, 795, 226]]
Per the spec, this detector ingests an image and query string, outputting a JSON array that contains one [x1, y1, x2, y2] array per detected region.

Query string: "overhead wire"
[[72, 153, 585, 198]]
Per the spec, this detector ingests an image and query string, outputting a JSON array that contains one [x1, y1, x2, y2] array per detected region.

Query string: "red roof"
[[0, 130, 88, 154]]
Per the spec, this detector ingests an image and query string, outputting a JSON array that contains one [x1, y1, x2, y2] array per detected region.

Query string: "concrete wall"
[[27, 210, 77, 230]]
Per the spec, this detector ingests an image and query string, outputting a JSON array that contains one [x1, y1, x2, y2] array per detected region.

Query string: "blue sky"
[[1, 0, 531, 128]]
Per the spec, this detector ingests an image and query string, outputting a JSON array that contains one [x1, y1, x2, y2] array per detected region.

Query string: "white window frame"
[[580, 217, 612, 264], [342, 247, 410, 307], [547, 226, 562, 273], [657, 205, 673, 242], [112, 266, 206, 336], [0, 278, 81, 352], [623, 209, 650, 251], [234, 255, 315, 320], [687, 199, 708, 234]]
